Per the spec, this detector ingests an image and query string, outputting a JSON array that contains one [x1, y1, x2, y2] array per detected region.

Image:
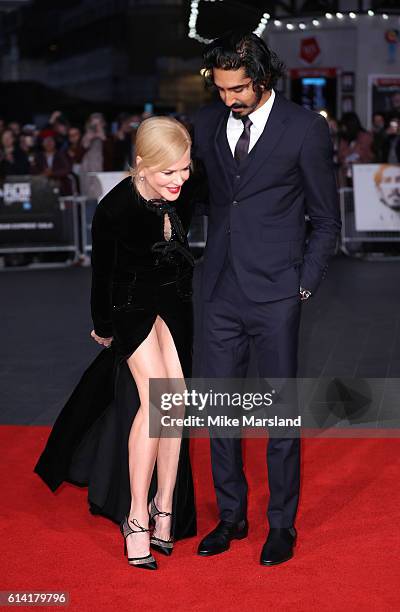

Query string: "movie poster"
[[370, 75, 400, 119], [353, 163, 400, 231]]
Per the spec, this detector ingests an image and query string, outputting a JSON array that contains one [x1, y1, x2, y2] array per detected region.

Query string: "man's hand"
[[90, 329, 113, 348]]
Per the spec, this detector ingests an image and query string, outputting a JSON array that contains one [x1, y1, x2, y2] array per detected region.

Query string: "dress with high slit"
[[34, 175, 197, 540]]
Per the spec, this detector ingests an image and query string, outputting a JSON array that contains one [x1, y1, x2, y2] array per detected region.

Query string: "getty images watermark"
[[149, 379, 303, 438], [148, 377, 400, 439], [159, 389, 301, 429]]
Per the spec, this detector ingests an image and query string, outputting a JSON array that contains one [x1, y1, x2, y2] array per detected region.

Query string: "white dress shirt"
[[226, 89, 276, 156]]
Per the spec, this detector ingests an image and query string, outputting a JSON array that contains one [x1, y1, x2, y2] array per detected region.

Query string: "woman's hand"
[[90, 330, 113, 348]]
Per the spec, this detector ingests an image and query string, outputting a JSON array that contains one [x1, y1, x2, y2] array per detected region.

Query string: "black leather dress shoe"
[[260, 527, 297, 566], [197, 519, 248, 556]]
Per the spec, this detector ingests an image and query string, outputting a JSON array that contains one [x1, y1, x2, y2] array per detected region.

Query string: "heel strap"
[[121, 516, 150, 539], [150, 498, 172, 519], [129, 517, 150, 532]]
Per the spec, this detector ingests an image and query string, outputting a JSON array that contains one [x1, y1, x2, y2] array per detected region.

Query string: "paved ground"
[[1, 254, 399, 425]]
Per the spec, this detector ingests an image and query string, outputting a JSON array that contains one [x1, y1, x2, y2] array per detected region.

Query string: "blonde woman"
[[35, 117, 197, 570]]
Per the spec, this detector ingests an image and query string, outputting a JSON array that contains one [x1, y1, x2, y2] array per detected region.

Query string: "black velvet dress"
[[34, 176, 197, 541]]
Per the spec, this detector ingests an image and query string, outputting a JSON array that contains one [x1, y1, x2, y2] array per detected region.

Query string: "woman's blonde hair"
[[131, 116, 192, 185]]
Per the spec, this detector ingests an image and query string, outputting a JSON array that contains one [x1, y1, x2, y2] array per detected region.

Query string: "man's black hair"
[[202, 31, 286, 91]]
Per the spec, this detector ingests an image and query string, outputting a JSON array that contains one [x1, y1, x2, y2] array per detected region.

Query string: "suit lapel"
[[213, 107, 232, 192], [237, 93, 291, 193]]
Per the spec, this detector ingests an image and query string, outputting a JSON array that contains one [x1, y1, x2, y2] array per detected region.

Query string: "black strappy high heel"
[[149, 498, 174, 556], [120, 516, 158, 570]]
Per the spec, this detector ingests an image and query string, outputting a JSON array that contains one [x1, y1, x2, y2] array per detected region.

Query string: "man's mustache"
[[230, 104, 248, 110]]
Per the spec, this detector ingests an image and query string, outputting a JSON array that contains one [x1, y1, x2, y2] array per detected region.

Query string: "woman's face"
[[138, 146, 191, 201], [2, 129, 14, 148]]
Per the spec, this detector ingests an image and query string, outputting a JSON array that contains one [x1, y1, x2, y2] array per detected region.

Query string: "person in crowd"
[[66, 126, 84, 160], [381, 114, 400, 163], [34, 116, 198, 570], [65, 126, 86, 192], [372, 112, 386, 133], [19, 127, 38, 170], [113, 113, 140, 170], [0, 128, 30, 177], [372, 112, 389, 163], [49, 110, 70, 151], [338, 112, 374, 186], [31, 134, 72, 194], [8, 121, 21, 138], [80, 112, 114, 197], [327, 116, 340, 170]]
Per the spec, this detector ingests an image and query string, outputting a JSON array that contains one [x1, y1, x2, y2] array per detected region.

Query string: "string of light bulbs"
[[188, 1, 400, 43]]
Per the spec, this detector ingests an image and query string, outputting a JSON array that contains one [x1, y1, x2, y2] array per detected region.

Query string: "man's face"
[[377, 167, 400, 210], [213, 67, 265, 119], [21, 134, 34, 149], [43, 136, 56, 153], [373, 114, 385, 130], [68, 128, 81, 145]]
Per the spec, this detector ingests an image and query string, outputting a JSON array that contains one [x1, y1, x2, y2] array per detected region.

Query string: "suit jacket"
[[193, 92, 341, 302]]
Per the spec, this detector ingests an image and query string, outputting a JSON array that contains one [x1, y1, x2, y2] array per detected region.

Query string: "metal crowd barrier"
[[339, 187, 400, 260], [0, 175, 81, 269], [0, 173, 208, 270]]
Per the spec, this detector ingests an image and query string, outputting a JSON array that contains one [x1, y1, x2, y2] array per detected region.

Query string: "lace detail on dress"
[[139, 196, 192, 253], [163, 213, 172, 242], [138, 195, 195, 282]]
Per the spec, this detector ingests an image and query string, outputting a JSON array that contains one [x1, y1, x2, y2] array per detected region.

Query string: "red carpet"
[[1, 426, 399, 611]]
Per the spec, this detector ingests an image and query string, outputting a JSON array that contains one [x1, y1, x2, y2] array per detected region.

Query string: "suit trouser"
[[201, 252, 301, 528]]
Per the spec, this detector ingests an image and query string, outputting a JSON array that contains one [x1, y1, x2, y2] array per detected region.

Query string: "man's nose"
[[225, 93, 237, 107]]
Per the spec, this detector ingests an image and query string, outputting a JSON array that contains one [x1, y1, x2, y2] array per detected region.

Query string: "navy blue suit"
[[193, 92, 341, 527]]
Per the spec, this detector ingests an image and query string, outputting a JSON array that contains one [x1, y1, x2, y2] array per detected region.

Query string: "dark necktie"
[[234, 116, 253, 162]]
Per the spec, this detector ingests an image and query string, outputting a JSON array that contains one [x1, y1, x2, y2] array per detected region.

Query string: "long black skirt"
[[34, 278, 196, 541]]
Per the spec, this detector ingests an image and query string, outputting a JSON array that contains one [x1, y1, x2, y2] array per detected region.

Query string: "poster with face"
[[353, 164, 400, 231]]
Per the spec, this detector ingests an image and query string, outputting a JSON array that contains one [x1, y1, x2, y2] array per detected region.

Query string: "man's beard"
[[387, 190, 400, 209], [231, 87, 263, 119], [381, 189, 400, 210]]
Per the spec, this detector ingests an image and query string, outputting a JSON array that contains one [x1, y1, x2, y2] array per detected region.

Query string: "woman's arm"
[[90, 203, 115, 338]]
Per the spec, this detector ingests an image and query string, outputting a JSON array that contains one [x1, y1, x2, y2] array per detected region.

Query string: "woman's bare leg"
[[125, 324, 167, 558], [152, 316, 186, 541]]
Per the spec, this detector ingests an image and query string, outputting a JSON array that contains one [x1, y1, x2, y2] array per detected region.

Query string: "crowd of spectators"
[[0, 106, 399, 196], [0, 110, 188, 196], [327, 110, 400, 187]]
